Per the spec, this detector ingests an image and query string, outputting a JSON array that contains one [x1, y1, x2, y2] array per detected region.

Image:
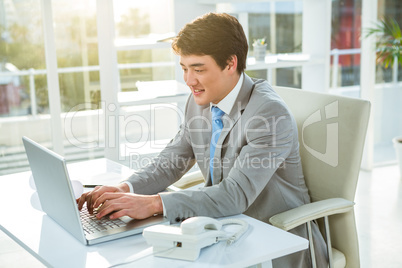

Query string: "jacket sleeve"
[[123, 100, 197, 195], [159, 100, 297, 223]]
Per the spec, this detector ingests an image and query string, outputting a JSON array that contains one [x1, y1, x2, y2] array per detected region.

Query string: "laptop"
[[22, 136, 169, 245]]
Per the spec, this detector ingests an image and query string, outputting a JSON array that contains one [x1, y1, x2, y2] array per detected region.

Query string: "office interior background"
[[1, 0, 402, 267]]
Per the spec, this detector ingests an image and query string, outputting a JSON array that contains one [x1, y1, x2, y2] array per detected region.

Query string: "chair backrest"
[[274, 86, 370, 268]]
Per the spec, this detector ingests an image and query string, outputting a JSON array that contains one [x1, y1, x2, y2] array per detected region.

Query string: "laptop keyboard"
[[80, 206, 127, 235]]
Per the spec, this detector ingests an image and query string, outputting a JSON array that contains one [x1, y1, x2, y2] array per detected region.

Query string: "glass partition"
[[373, 0, 402, 163], [0, 0, 51, 175], [49, 0, 105, 163], [330, 0, 362, 90], [111, 0, 177, 167]]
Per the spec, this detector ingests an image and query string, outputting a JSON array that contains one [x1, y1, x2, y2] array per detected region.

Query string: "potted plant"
[[253, 38, 267, 62], [365, 18, 402, 175]]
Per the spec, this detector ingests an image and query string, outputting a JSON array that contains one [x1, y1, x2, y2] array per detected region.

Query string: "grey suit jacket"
[[126, 74, 328, 267]]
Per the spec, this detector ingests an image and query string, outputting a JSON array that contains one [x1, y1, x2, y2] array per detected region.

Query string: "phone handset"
[[180, 216, 223, 235]]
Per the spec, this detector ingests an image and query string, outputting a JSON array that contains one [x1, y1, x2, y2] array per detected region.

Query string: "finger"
[[77, 192, 89, 210], [109, 209, 129, 220], [93, 192, 123, 209], [88, 186, 117, 212], [86, 193, 95, 214], [86, 186, 105, 213], [96, 200, 123, 219]]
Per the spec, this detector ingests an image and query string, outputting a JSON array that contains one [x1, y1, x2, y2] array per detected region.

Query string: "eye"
[[195, 69, 203, 73]]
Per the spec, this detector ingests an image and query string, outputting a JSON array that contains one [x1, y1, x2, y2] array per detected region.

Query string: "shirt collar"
[[210, 73, 244, 115]]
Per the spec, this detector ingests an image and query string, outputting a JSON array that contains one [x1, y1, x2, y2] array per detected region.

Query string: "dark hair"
[[172, 13, 248, 74]]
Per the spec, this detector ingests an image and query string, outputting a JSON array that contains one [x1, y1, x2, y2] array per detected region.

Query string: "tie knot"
[[211, 106, 225, 120]]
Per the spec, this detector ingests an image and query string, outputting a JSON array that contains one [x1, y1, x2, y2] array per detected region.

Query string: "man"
[[77, 13, 328, 267]]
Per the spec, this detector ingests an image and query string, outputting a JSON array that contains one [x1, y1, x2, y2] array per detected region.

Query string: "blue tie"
[[210, 106, 225, 183]]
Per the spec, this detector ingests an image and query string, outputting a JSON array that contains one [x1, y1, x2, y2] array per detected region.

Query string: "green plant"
[[365, 17, 402, 68], [253, 38, 266, 46]]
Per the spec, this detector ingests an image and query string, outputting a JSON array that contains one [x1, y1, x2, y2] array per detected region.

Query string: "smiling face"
[[180, 54, 240, 106]]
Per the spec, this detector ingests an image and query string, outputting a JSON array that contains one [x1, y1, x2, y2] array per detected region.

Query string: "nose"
[[184, 70, 197, 87]]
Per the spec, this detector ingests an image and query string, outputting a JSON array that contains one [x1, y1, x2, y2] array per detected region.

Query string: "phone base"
[[143, 224, 224, 261]]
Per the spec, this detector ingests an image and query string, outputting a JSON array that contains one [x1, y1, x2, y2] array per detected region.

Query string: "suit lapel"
[[213, 74, 255, 184], [201, 105, 212, 150], [202, 105, 214, 186]]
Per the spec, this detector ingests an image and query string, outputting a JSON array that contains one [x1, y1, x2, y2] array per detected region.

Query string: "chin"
[[192, 96, 209, 106]]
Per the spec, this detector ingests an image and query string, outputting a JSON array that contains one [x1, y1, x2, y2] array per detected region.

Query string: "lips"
[[192, 89, 205, 95]]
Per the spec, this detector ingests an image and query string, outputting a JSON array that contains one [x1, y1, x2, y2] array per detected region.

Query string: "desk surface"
[[0, 158, 308, 268]]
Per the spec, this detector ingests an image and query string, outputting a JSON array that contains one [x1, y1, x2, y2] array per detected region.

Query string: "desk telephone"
[[143, 216, 248, 261]]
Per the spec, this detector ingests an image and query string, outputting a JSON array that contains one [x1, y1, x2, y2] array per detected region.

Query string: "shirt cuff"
[[122, 181, 134, 193], [160, 195, 167, 217]]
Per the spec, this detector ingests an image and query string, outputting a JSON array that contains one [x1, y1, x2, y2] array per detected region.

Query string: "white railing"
[[331, 48, 400, 90], [0, 61, 175, 117], [1, 50, 400, 117]]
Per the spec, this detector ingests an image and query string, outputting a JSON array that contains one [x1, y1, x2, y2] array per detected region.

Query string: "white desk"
[[0, 158, 308, 268]]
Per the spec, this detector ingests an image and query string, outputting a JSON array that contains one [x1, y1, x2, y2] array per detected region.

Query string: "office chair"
[[170, 86, 370, 268], [268, 86, 370, 268]]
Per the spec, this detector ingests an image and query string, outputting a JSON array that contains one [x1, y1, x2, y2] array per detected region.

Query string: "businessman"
[[77, 13, 328, 267]]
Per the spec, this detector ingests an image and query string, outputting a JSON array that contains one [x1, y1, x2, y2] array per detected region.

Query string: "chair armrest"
[[269, 198, 354, 231], [166, 170, 204, 191]]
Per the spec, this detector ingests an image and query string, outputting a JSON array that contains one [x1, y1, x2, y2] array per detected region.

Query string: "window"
[[218, 1, 303, 88], [0, 0, 51, 175], [113, 1, 175, 92], [107, 0, 178, 166], [375, 0, 402, 84], [0, 0, 177, 174], [373, 0, 402, 164], [331, 0, 362, 91]]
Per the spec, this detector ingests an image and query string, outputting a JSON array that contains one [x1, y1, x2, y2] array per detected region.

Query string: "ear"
[[226, 55, 238, 74]]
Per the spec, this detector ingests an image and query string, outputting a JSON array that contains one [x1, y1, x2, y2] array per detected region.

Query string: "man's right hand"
[[76, 183, 129, 214]]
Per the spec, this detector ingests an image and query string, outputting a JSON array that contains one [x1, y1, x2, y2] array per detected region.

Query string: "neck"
[[212, 72, 242, 105], [225, 72, 241, 95]]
